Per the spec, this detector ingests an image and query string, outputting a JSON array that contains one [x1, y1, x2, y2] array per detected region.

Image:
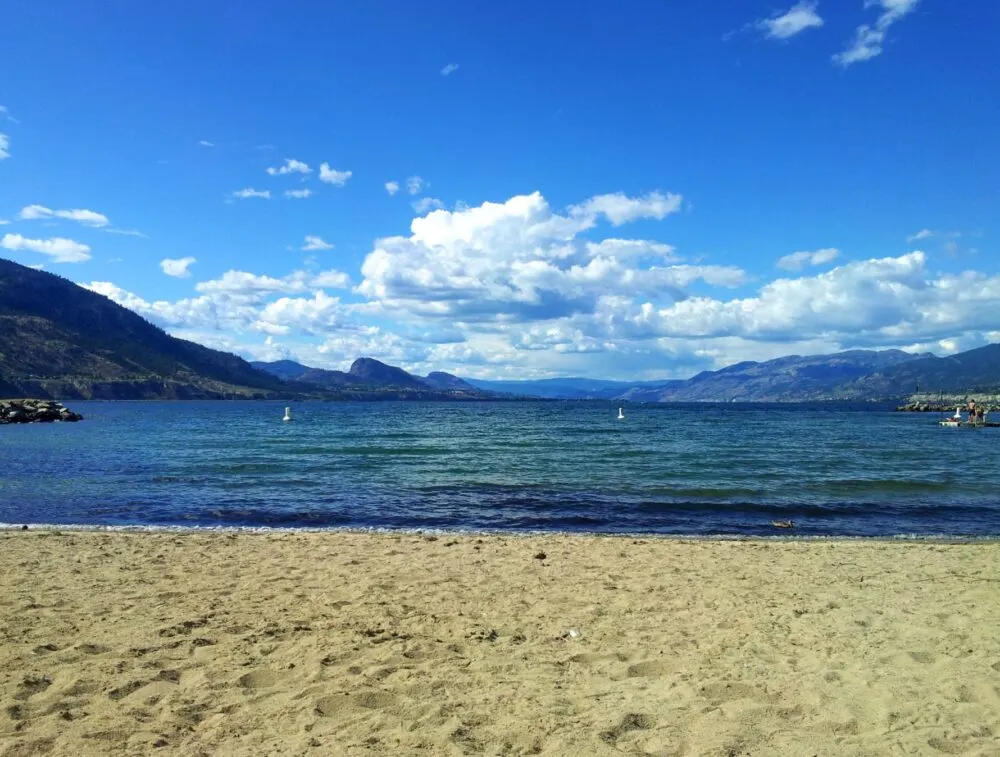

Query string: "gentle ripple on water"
[[1, 400, 999, 537]]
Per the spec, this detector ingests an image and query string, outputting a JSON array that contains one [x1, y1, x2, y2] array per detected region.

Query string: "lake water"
[[2, 401, 998, 537]]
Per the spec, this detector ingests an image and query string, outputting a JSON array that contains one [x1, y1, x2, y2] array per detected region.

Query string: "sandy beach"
[[1, 531, 998, 756]]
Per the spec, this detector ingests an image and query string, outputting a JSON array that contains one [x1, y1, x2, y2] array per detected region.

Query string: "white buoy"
[[953, 406, 962, 419], [617, 407, 625, 420], [282, 407, 292, 422]]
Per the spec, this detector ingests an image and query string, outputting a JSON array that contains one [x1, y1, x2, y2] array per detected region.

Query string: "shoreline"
[[2, 530, 998, 755], [3, 521, 1000, 543]]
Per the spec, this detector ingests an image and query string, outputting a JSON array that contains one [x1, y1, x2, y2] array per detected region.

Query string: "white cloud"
[[284, 188, 314, 199], [907, 228, 934, 242], [385, 181, 400, 196], [0, 219, 9, 225], [0, 105, 15, 122], [0, 134, 8, 160], [266, 158, 312, 176], [231, 188, 271, 199], [311, 270, 351, 289], [776, 247, 840, 270], [411, 197, 444, 214], [319, 163, 352, 186], [833, 0, 919, 67], [104, 228, 148, 238], [1, 233, 92, 263], [358, 190, 735, 324], [198, 140, 215, 147], [302, 235, 334, 251], [568, 191, 683, 226], [441, 63, 459, 76], [18, 204, 110, 228], [160, 256, 197, 278], [406, 176, 426, 195], [756, 2, 824, 39]]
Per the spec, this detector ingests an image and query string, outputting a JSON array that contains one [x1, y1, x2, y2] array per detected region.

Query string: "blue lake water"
[[1, 401, 998, 537]]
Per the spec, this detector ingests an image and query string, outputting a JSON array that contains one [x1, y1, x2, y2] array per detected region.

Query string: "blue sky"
[[1, 0, 998, 379]]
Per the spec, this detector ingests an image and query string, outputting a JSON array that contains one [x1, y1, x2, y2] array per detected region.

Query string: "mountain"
[[465, 377, 682, 400], [0, 258, 290, 399], [251, 358, 487, 397], [464, 347, 1000, 403], [623, 349, 931, 402], [842, 343, 1000, 397]]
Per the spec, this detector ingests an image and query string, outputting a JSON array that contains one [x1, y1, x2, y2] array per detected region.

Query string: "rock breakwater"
[[0, 399, 83, 424]]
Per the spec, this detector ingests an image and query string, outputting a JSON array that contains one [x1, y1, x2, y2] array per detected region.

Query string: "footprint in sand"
[[238, 670, 281, 689], [78, 643, 110, 655], [600, 713, 656, 744], [699, 681, 758, 703], [314, 691, 398, 716], [626, 661, 674, 678]]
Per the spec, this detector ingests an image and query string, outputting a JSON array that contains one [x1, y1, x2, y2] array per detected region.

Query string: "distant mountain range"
[[2, 256, 998, 402], [249, 358, 484, 398], [468, 346, 1000, 402]]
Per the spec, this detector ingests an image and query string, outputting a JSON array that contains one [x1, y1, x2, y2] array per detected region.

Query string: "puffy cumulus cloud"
[[1, 233, 91, 263], [266, 158, 311, 176], [755, 1, 824, 39], [606, 252, 1000, 347], [319, 163, 352, 186], [568, 191, 683, 226], [776, 247, 839, 271], [19, 204, 110, 227], [284, 188, 313, 199], [254, 291, 346, 335], [833, 0, 919, 67], [160, 256, 196, 278], [384, 181, 400, 196], [356, 190, 732, 323]]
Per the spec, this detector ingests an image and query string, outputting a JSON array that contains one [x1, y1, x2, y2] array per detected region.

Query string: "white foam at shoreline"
[[1, 521, 995, 543]]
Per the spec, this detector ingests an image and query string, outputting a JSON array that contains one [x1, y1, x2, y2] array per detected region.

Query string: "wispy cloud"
[[441, 63, 459, 76], [0, 105, 16, 123], [1, 233, 92, 263], [231, 188, 271, 200], [412, 197, 444, 214], [266, 158, 312, 176], [833, 0, 919, 67], [0, 134, 9, 160], [407, 176, 426, 195], [385, 181, 400, 196], [756, 2, 824, 39], [284, 188, 314, 199], [302, 235, 334, 251], [776, 247, 840, 271], [907, 228, 934, 243], [319, 163, 352, 186], [160, 256, 197, 278], [19, 205, 110, 227], [198, 140, 215, 147], [104, 228, 149, 238]]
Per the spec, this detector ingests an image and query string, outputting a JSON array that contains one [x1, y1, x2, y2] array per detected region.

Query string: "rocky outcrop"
[[0, 399, 83, 424]]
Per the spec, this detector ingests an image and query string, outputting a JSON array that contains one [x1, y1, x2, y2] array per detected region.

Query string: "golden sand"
[[1, 530, 998, 756]]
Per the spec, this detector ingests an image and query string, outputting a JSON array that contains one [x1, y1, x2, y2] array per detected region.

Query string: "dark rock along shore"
[[0, 399, 83, 424]]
